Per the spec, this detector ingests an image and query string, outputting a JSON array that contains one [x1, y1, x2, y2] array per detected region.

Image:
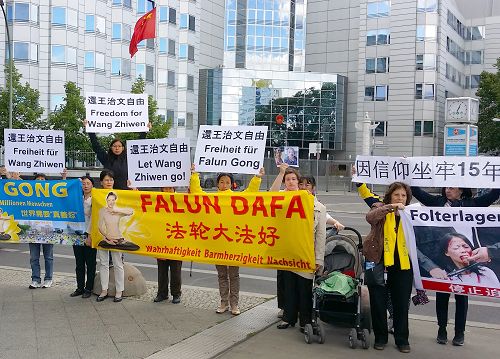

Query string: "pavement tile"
[[106, 323, 149, 343], [36, 335, 79, 358], [116, 341, 166, 359], [0, 348, 38, 359]]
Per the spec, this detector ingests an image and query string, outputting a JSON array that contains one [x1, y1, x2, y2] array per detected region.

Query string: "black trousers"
[[282, 271, 313, 327], [72, 245, 97, 292], [157, 259, 182, 297], [369, 266, 413, 346], [277, 270, 285, 309], [436, 292, 468, 334]]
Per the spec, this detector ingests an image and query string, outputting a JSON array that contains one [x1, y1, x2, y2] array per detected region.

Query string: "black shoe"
[[96, 294, 109, 302], [70, 289, 84, 297], [452, 332, 464, 346], [277, 322, 294, 329], [113, 296, 123, 303], [397, 344, 411, 353], [82, 291, 92, 299], [172, 295, 181, 304], [373, 342, 386, 350], [437, 327, 448, 344], [154, 294, 167, 303]]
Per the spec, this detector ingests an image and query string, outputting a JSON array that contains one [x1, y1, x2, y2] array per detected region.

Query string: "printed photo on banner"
[[194, 125, 268, 174], [0, 179, 86, 245], [273, 146, 299, 167], [127, 138, 191, 188], [353, 155, 500, 188], [401, 207, 500, 299], [4, 129, 65, 173], [90, 189, 316, 270], [85, 92, 149, 133]]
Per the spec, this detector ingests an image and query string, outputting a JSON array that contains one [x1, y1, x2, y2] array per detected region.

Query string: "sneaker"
[[216, 304, 229, 314], [452, 332, 464, 346], [373, 342, 385, 350], [29, 281, 41, 289], [437, 327, 448, 344], [172, 295, 181, 304], [231, 306, 241, 315], [42, 280, 53, 288]]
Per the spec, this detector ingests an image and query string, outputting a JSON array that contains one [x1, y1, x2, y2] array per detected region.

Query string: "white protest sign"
[[401, 207, 500, 299], [194, 125, 268, 174], [4, 129, 65, 173], [85, 92, 149, 133], [353, 155, 500, 188], [127, 138, 191, 187]]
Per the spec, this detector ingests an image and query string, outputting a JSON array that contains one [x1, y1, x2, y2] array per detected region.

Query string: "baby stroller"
[[304, 226, 371, 349]]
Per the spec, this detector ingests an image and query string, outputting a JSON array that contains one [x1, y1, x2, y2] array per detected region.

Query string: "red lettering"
[[155, 195, 171, 212], [231, 196, 249, 215], [170, 194, 185, 213], [285, 195, 306, 219], [184, 195, 202, 213], [270, 195, 285, 217], [203, 196, 221, 214], [252, 196, 268, 217], [140, 194, 152, 212]]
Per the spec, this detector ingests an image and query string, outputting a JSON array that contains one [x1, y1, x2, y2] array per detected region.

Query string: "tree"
[[0, 63, 45, 143], [476, 58, 500, 154], [116, 76, 171, 142], [47, 82, 92, 162]]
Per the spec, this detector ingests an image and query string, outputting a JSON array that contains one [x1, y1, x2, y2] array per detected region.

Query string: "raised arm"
[[472, 188, 500, 207], [88, 132, 108, 166], [270, 163, 287, 192], [243, 167, 265, 192], [189, 164, 205, 194]]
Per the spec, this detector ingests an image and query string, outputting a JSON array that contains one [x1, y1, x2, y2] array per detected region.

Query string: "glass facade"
[[201, 69, 347, 155], [224, 0, 306, 71]]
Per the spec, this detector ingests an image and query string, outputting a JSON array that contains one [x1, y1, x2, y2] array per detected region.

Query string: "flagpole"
[[149, 0, 159, 110]]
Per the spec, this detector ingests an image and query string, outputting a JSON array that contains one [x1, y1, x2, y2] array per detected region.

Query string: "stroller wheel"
[[317, 322, 325, 344], [348, 328, 358, 349], [361, 329, 370, 349], [304, 324, 313, 344]]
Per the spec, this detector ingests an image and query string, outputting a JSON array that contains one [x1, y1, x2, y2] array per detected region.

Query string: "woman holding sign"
[[364, 182, 413, 353], [190, 164, 265, 316], [85, 120, 150, 190]]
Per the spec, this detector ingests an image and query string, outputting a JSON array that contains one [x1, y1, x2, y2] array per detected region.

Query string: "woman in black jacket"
[[410, 186, 500, 346], [88, 132, 147, 190]]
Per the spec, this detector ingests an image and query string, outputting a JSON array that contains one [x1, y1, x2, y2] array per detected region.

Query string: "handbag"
[[364, 261, 385, 286]]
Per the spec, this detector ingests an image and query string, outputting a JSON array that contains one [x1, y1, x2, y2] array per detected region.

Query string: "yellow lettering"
[[18, 183, 33, 197], [4, 182, 18, 196], [34, 182, 50, 197], [2, 181, 67, 198], [52, 183, 68, 197]]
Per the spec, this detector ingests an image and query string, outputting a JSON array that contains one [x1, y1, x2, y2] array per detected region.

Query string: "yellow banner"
[[90, 189, 315, 271]]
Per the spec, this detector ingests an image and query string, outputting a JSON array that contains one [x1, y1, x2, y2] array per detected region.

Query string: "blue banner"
[[0, 179, 85, 244]]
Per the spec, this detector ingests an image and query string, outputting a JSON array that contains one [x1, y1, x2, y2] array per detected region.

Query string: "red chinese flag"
[[129, 7, 157, 58]]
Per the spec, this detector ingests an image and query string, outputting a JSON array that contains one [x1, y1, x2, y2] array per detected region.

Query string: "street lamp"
[[0, 0, 13, 129], [355, 112, 379, 155]]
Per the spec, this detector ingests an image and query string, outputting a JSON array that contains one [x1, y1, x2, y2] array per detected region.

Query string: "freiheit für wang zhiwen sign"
[[85, 92, 149, 133]]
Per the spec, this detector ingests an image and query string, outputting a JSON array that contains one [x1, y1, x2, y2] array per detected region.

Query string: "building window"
[[189, 15, 196, 31], [112, 23, 121, 40], [375, 85, 389, 101], [112, 0, 132, 8], [416, 83, 435, 99], [186, 112, 194, 130], [367, 1, 390, 18], [51, 94, 65, 111], [366, 29, 390, 46], [136, 64, 145, 79], [111, 58, 130, 76], [168, 70, 175, 87], [168, 39, 176, 56], [7, 3, 38, 23], [416, 54, 436, 70], [374, 121, 387, 136], [159, 7, 169, 22], [169, 8, 177, 24], [470, 26, 485, 40], [417, 0, 437, 12], [414, 120, 434, 136], [84, 52, 95, 69], [416, 25, 437, 41], [366, 57, 389, 73], [166, 110, 175, 122], [187, 75, 194, 91], [51, 45, 77, 65], [188, 45, 195, 61], [365, 86, 375, 101], [52, 7, 77, 27], [470, 75, 481, 89], [180, 14, 188, 29], [10, 42, 38, 62], [466, 51, 483, 65], [86, 15, 105, 34], [159, 38, 167, 54], [137, 0, 153, 14], [145, 65, 154, 82]]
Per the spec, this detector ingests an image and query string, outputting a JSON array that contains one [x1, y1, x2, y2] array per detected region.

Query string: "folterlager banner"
[[90, 189, 316, 271]]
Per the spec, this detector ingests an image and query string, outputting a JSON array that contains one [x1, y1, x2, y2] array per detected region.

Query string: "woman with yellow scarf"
[[364, 182, 413, 353]]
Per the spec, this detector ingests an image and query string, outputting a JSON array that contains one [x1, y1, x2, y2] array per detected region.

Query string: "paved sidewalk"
[[0, 266, 270, 359]]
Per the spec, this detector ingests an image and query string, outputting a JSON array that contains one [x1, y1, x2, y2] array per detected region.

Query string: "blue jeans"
[[29, 243, 54, 283]]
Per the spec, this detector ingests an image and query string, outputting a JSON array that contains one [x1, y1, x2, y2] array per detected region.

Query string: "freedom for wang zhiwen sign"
[[0, 179, 85, 245], [3, 129, 65, 173], [85, 92, 149, 133]]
